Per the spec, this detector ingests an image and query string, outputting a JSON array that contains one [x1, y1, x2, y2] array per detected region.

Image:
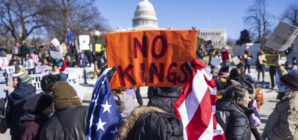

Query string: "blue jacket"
[[6, 83, 36, 137], [244, 54, 253, 65], [77, 55, 88, 68]]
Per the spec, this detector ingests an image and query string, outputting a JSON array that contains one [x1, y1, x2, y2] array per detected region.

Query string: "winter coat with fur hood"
[[115, 106, 183, 140]]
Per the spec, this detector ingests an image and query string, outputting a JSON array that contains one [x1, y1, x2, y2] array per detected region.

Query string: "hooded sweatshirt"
[[114, 94, 137, 119], [6, 83, 36, 137]]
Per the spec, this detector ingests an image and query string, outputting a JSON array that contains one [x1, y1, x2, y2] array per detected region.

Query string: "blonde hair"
[[112, 89, 127, 96]]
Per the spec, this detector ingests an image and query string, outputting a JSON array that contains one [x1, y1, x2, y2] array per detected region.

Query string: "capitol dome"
[[133, 0, 158, 29]]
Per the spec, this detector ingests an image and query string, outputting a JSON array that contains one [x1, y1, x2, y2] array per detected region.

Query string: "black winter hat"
[[23, 93, 53, 114], [280, 72, 298, 91]]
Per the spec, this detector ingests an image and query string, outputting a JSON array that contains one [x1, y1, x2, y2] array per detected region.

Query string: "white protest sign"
[[50, 51, 63, 59], [30, 74, 44, 93], [65, 68, 84, 83], [43, 67, 53, 74], [35, 66, 47, 74], [79, 35, 90, 50], [51, 38, 60, 48], [0, 84, 6, 99], [69, 83, 86, 102], [265, 21, 298, 51], [65, 71, 79, 85], [211, 57, 221, 66], [3, 66, 15, 77], [0, 70, 6, 83], [30, 71, 80, 93]]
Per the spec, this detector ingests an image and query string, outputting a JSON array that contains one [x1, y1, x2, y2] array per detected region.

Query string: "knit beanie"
[[23, 93, 53, 114], [52, 81, 82, 110], [58, 73, 67, 81], [245, 74, 256, 84], [280, 72, 298, 91]]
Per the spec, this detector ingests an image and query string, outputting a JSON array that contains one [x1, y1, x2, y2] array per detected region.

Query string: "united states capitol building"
[[112, 0, 228, 49]]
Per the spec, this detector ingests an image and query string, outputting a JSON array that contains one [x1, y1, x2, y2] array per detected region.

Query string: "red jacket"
[[221, 51, 230, 61], [59, 61, 66, 72]]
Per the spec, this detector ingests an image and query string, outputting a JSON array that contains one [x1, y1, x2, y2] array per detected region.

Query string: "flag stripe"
[[174, 59, 226, 140]]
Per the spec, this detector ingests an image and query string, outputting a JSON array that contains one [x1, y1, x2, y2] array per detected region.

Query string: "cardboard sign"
[[79, 35, 90, 50], [3, 66, 15, 77], [232, 56, 241, 65], [106, 30, 197, 89], [65, 68, 84, 83], [211, 57, 221, 66], [50, 51, 63, 59], [51, 38, 60, 48], [265, 21, 298, 51], [258, 55, 265, 65], [0, 84, 6, 99], [265, 54, 275, 66]]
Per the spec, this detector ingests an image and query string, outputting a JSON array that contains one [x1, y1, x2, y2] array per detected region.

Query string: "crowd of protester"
[[0, 40, 297, 140]]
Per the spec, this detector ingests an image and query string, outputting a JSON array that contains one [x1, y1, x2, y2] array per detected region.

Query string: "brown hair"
[[112, 89, 127, 96]]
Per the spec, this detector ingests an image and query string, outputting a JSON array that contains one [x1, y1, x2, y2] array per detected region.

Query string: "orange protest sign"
[[106, 30, 197, 89]]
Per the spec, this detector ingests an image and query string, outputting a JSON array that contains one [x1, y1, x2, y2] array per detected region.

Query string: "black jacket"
[[147, 90, 180, 116], [215, 98, 254, 140], [20, 45, 29, 56], [0, 48, 7, 57], [40, 105, 88, 140], [6, 83, 36, 137]]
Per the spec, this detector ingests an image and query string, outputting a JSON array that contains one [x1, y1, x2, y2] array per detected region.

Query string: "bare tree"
[[280, 3, 298, 26], [244, 0, 273, 49], [0, 0, 50, 41], [43, 0, 109, 41]]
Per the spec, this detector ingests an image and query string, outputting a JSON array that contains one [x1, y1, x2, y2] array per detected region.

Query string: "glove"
[[229, 59, 232, 63], [185, 61, 193, 75], [98, 65, 118, 81]]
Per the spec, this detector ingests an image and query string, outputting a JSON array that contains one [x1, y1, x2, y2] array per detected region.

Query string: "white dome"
[[133, 0, 158, 29]]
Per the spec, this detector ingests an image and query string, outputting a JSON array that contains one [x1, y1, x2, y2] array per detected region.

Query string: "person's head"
[[229, 68, 242, 80], [80, 52, 84, 57], [16, 41, 19, 46], [12, 60, 17, 66], [30, 44, 34, 48], [115, 106, 183, 140], [71, 41, 74, 46], [23, 94, 54, 118], [60, 40, 65, 45], [22, 40, 26, 45], [280, 72, 298, 94], [293, 57, 296, 64], [218, 66, 230, 74], [52, 81, 82, 110], [222, 47, 226, 52], [224, 85, 251, 107], [44, 51, 49, 57], [73, 62, 78, 67], [52, 64, 58, 72], [41, 74, 61, 93], [239, 55, 243, 59], [41, 42, 44, 46], [13, 77, 20, 88], [215, 51, 219, 56], [50, 43, 54, 47], [244, 74, 256, 84], [0, 44, 4, 48], [15, 65, 21, 73], [43, 58, 48, 64], [112, 88, 127, 96], [285, 62, 293, 69]]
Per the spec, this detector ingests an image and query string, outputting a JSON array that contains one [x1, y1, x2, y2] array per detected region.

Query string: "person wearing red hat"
[[221, 47, 232, 67]]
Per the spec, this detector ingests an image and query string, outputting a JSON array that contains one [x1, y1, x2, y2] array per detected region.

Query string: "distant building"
[[113, 0, 164, 32], [197, 29, 227, 48]]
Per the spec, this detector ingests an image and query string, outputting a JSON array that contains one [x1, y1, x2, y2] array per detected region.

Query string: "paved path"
[[1, 63, 279, 139]]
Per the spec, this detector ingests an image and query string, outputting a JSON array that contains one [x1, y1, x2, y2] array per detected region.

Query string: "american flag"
[[174, 59, 226, 140], [86, 69, 123, 140]]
